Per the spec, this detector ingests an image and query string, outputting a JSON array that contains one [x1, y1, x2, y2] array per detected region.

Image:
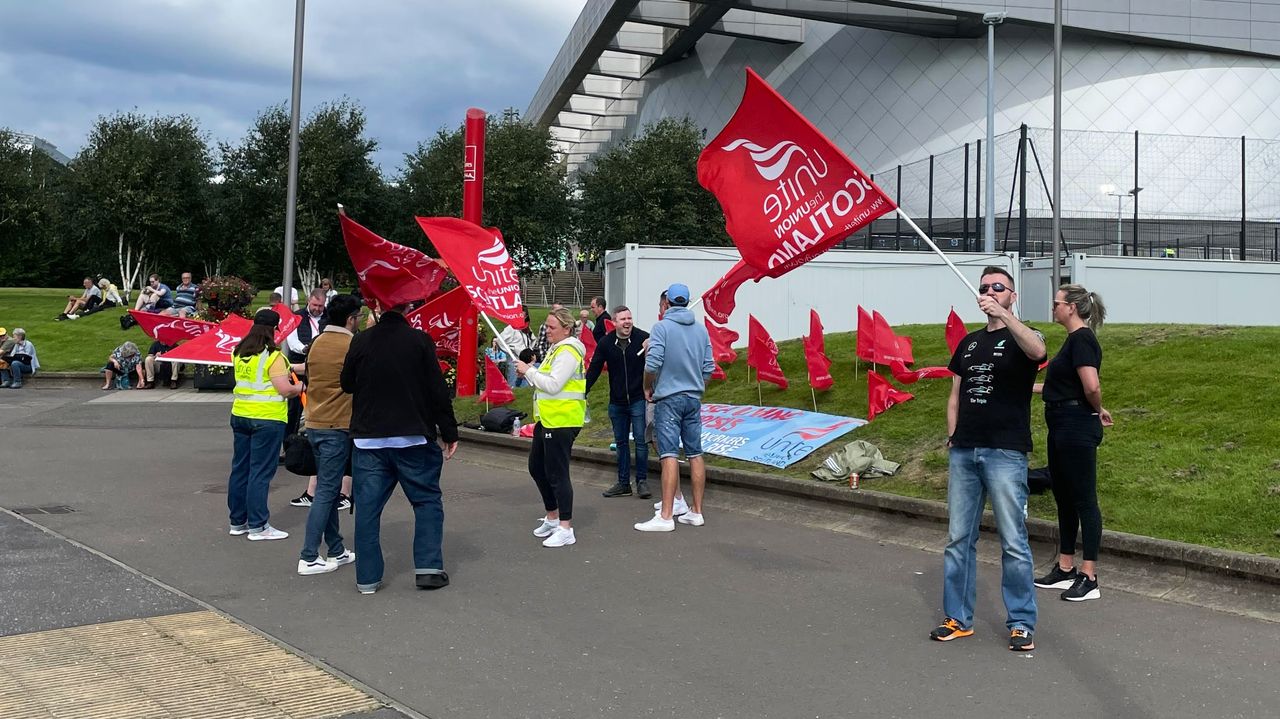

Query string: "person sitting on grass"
[[57, 278, 101, 320], [81, 278, 124, 316], [0, 329, 38, 389], [164, 272, 199, 317], [102, 341, 146, 390], [134, 274, 173, 313]]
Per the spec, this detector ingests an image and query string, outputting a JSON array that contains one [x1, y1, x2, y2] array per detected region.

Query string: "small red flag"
[[888, 359, 953, 385], [701, 259, 765, 325], [945, 307, 968, 355], [341, 213, 448, 309], [579, 321, 598, 367], [706, 319, 740, 364], [603, 318, 616, 334], [856, 305, 875, 364], [404, 286, 472, 357], [711, 363, 727, 381], [872, 310, 915, 365], [868, 370, 914, 421], [803, 309, 834, 391], [747, 314, 788, 389], [415, 216, 527, 328], [477, 355, 515, 405]]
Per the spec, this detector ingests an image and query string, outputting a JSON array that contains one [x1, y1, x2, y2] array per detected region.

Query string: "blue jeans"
[[1, 360, 32, 387], [301, 429, 350, 562], [943, 447, 1037, 632], [352, 442, 446, 591], [654, 393, 703, 459], [227, 416, 287, 531], [608, 399, 648, 483]]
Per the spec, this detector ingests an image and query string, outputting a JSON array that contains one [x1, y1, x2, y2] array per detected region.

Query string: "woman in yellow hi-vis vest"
[[516, 307, 587, 548], [227, 309, 302, 541]]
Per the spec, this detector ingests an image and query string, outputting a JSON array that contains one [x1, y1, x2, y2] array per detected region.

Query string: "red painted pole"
[[456, 108, 486, 397]]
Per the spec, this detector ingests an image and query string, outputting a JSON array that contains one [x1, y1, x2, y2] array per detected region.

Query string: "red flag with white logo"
[[856, 305, 875, 364], [803, 309, 834, 391], [747, 314, 788, 389], [404, 286, 472, 357], [340, 213, 448, 309], [706, 319, 739, 364], [157, 310, 298, 366], [477, 355, 515, 405], [129, 311, 217, 346], [698, 68, 896, 278], [868, 370, 914, 421], [872, 310, 915, 365], [415, 217, 526, 328], [945, 307, 968, 355], [701, 259, 765, 324], [888, 359, 953, 384]]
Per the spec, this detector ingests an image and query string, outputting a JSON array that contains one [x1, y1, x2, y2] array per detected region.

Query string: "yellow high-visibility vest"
[[231, 350, 288, 422], [533, 343, 586, 429]]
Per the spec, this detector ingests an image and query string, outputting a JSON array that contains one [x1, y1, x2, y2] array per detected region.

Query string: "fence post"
[[1018, 124, 1028, 257], [975, 138, 982, 253], [963, 143, 970, 247], [1241, 135, 1247, 261], [896, 164, 903, 251], [928, 154, 935, 239], [1205, 233, 1210, 259], [1133, 130, 1140, 256], [1273, 228, 1277, 262]]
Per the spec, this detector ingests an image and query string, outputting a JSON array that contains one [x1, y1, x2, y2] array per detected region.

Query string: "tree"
[[576, 117, 729, 258], [70, 112, 214, 296], [398, 109, 573, 269], [0, 130, 74, 286], [218, 99, 386, 290]]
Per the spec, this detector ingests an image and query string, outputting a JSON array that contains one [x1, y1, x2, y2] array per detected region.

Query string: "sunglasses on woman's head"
[[978, 282, 1011, 294]]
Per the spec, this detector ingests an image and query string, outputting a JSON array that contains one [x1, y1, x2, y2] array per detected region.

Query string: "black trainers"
[[1009, 628, 1035, 651], [929, 618, 974, 642], [416, 571, 449, 590], [1061, 573, 1101, 602], [635, 481, 652, 499], [289, 492, 313, 507], [337, 494, 352, 512], [601, 483, 632, 498], [1034, 564, 1079, 589]]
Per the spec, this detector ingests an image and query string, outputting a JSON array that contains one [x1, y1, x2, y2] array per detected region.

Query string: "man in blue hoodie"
[[634, 283, 715, 532], [585, 306, 652, 499]]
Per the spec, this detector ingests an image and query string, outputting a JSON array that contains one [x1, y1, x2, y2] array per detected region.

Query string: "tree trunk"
[[295, 256, 320, 298], [117, 233, 146, 303]]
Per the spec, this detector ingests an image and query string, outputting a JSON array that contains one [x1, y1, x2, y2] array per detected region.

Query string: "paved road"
[[1, 389, 1277, 719]]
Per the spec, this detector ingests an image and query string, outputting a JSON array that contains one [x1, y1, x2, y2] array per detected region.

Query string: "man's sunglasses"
[[978, 282, 1011, 294]]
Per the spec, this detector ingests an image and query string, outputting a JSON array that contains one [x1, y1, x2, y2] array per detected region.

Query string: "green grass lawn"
[[6, 287, 1278, 556]]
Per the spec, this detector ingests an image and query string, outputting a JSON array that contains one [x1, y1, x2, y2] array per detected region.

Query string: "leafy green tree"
[[70, 112, 214, 295], [218, 99, 385, 289], [0, 130, 74, 286], [576, 117, 728, 258], [398, 109, 573, 269]]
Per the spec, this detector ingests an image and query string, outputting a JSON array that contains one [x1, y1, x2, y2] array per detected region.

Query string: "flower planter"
[[194, 365, 235, 391]]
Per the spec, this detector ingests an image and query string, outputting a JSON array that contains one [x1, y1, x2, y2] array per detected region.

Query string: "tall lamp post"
[[1101, 184, 1142, 255], [281, 0, 306, 304], [983, 12, 1006, 253]]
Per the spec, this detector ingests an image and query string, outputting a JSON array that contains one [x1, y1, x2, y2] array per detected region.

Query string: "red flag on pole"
[[701, 259, 766, 325], [697, 68, 896, 278], [945, 307, 968, 355], [888, 359, 953, 384], [747, 314, 788, 389], [872, 310, 915, 365], [603, 318, 615, 334], [404, 286, 472, 357], [415, 217, 526, 328], [128, 311, 217, 346], [706, 319, 740, 364], [711, 363, 727, 381], [856, 305, 875, 364], [579, 321, 598, 367], [477, 355, 515, 405], [803, 309, 834, 390], [340, 213, 448, 309], [868, 370, 914, 421], [158, 310, 297, 366]]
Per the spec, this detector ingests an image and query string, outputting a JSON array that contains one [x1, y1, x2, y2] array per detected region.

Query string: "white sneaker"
[[331, 550, 356, 567], [533, 517, 559, 538], [542, 527, 576, 548], [229, 525, 250, 536], [677, 511, 705, 527], [653, 496, 689, 516], [297, 557, 337, 575], [634, 512, 676, 532], [248, 525, 289, 541]]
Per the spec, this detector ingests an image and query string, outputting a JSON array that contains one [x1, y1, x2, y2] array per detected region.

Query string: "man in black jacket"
[[585, 306, 651, 499], [590, 296, 611, 344], [340, 305, 459, 594]]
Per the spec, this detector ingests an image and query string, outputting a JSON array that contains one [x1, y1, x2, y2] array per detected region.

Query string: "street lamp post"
[[983, 12, 1006, 254], [1101, 184, 1142, 255]]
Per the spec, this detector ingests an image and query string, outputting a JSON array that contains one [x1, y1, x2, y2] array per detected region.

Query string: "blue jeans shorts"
[[653, 393, 703, 460]]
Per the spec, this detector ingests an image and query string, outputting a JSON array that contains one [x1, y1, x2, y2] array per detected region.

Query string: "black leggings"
[[1046, 406, 1104, 561], [529, 423, 579, 521]]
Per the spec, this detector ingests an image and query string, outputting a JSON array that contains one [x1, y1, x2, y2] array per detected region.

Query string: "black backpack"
[[120, 313, 138, 330], [480, 408, 524, 433]]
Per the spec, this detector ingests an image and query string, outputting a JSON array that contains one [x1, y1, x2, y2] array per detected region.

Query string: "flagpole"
[[895, 208, 980, 296], [810, 386, 818, 413], [478, 310, 517, 358]]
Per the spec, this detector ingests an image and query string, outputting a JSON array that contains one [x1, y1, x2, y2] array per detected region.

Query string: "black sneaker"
[[1034, 564, 1079, 590], [601, 483, 632, 498], [929, 618, 974, 642], [1061, 573, 1100, 602], [1009, 628, 1035, 651], [337, 494, 352, 512], [289, 492, 313, 507], [416, 571, 450, 590], [635, 481, 652, 499]]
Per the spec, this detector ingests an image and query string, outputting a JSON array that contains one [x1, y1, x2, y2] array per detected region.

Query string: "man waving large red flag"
[[698, 68, 896, 278]]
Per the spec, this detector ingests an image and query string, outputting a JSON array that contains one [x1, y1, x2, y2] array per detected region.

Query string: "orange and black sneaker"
[[1009, 628, 1035, 651], [929, 618, 974, 642]]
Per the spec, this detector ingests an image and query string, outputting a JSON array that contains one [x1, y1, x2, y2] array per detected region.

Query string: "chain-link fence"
[[843, 126, 1280, 261]]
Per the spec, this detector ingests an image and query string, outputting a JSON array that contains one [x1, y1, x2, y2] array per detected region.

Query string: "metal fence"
[[844, 126, 1280, 261]]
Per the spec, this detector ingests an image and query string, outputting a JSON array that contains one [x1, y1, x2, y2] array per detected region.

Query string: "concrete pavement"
[[0, 388, 1277, 718]]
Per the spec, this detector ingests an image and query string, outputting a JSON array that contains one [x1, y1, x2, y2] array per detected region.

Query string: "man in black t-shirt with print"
[[929, 266, 1047, 653]]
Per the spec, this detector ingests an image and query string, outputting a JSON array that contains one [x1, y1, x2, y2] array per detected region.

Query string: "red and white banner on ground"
[[698, 68, 896, 279], [404, 286, 472, 357], [416, 217, 526, 328], [340, 213, 448, 309], [129, 311, 217, 346]]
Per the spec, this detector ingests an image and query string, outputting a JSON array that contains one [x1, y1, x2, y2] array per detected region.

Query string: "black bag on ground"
[[120, 313, 138, 330], [480, 408, 524, 433], [1026, 466, 1052, 495], [283, 432, 317, 476]]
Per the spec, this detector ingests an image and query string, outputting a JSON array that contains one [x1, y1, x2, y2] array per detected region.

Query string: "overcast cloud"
[[0, 0, 587, 173]]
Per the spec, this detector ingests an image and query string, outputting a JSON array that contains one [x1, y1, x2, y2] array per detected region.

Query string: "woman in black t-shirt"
[[1033, 284, 1111, 603]]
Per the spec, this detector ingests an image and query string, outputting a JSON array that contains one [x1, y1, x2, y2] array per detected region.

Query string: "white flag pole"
[[478, 310, 516, 358], [895, 208, 980, 297]]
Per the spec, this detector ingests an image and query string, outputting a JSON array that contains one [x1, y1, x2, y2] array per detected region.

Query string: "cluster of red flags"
[[152, 304, 300, 366]]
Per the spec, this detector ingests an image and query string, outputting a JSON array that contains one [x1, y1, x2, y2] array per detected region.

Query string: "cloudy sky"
[[0, 0, 587, 173]]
